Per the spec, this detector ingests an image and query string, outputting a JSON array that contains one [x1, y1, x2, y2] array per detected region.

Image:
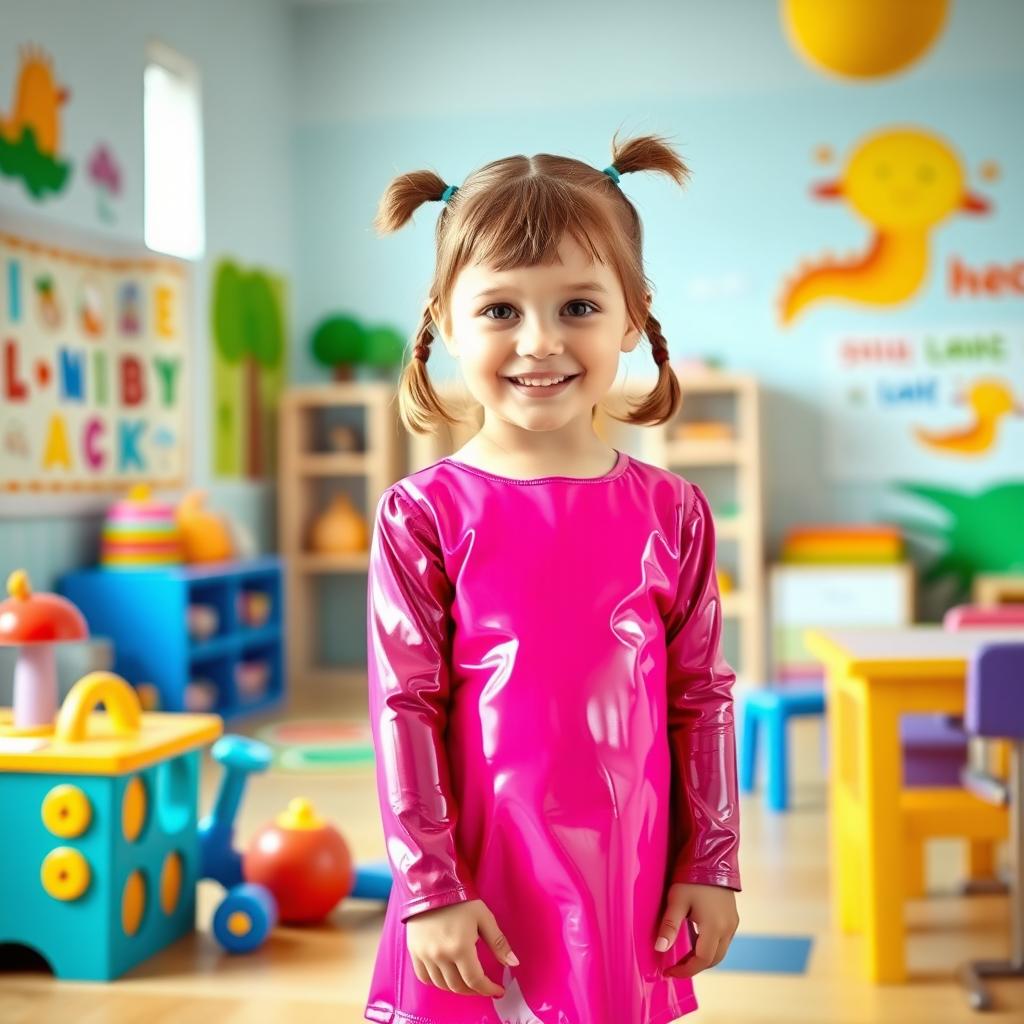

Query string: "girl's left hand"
[[655, 882, 739, 978]]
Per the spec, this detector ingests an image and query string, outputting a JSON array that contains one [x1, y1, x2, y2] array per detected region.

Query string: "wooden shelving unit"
[[409, 371, 767, 684], [278, 382, 404, 692], [616, 371, 765, 685]]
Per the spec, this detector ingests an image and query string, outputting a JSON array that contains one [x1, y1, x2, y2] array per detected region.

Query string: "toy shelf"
[[278, 383, 404, 690], [59, 557, 285, 721]]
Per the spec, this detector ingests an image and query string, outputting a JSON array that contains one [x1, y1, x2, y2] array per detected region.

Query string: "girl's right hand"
[[406, 898, 520, 997]]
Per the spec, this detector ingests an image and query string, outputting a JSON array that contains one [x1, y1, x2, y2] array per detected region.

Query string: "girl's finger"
[[411, 954, 430, 986], [455, 953, 505, 997], [424, 960, 450, 992], [438, 958, 474, 994], [709, 933, 732, 968], [654, 913, 683, 952], [666, 927, 720, 979]]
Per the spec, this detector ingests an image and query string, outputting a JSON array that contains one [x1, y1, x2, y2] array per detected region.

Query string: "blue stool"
[[739, 686, 825, 812]]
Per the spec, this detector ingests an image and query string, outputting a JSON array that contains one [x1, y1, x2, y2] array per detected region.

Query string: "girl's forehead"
[[456, 242, 612, 291]]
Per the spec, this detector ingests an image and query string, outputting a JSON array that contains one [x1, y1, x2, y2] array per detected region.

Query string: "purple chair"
[[959, 641, 1024, 1012], [903, 606, 1024, 789]]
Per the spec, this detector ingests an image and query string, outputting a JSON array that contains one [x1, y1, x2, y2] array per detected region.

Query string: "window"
[[144, 41, 205, 260]]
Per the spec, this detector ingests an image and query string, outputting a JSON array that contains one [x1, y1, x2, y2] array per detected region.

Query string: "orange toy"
[[242, 798, 353, 923], [176, 490, 235, 563]]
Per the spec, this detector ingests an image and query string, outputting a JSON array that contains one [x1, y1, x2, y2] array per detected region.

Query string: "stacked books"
[[781, 525, 904, 564]]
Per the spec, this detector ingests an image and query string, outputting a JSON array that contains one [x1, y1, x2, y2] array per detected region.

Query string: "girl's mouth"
[[503, 373, 581, 398]]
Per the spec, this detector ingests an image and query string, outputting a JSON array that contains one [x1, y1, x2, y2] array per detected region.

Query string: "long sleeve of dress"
[[663, 482, 742, 892], [366, 485, 481, 922]]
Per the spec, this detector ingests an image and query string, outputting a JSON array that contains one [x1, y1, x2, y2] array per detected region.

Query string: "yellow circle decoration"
[[781, 0, 949, 80], [41, 847, 91, 901], [42, 784, 92, 838]]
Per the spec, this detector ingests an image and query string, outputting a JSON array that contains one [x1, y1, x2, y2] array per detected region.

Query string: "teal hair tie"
[[602, 165, 621, 185], [441, 184, 459, 203]]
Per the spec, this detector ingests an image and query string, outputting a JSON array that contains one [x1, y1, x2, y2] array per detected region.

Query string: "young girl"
[[364, 132, 741, 1024]]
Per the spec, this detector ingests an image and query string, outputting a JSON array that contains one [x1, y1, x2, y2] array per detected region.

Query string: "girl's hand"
[[655, 882, 739, 978], [406, 898, 519, 998]]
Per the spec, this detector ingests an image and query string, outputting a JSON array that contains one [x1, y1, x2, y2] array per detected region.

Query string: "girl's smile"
[[503, 371, 583, 398]]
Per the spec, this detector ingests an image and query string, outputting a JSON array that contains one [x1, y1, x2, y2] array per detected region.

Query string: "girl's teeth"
[[513, 376, 567, 387]]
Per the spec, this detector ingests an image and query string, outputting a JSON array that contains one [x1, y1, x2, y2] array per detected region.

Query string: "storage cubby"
[[278, 383, 403, 691], [59, 557, 285, 721]]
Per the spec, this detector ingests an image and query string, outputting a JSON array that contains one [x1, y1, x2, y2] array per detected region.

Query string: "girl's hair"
[[374, 130, 690, 435]]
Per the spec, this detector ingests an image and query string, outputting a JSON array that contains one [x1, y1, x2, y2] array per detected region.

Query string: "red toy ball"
[[243, 797, 353, 924]]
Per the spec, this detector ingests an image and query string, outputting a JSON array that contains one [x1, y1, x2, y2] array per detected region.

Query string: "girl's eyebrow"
[[473, 281, 608, 299]]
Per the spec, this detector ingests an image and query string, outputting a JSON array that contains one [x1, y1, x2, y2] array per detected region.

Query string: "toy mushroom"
[[0, 569, 89, 733]]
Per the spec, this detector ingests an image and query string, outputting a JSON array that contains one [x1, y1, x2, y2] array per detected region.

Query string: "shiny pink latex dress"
[[364, 450, 741, 1024]]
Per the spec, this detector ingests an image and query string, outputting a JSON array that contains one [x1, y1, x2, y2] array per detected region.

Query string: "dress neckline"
[[441, 448, 629, 485]]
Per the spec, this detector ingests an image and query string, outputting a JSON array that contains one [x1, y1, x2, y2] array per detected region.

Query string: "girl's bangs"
[[452, 182, 619, 276]]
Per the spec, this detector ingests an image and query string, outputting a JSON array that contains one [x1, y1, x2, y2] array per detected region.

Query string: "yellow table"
[[805, 625, 1024, 983]]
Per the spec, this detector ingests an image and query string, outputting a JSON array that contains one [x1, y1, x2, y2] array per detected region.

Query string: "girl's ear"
[[429, 300, 457, 355], [621, 292, 651, 352], [622, 324, 641, 353]]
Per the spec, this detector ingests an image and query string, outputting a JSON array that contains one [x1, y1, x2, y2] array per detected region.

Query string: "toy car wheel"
[[212, 882, 277, 953]]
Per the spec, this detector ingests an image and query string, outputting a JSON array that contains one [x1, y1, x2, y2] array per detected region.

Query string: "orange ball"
[[243, 798, 353, 924]]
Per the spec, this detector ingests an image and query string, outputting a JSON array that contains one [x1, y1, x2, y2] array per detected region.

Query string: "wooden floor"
[[2, 691, 1022, 1023]]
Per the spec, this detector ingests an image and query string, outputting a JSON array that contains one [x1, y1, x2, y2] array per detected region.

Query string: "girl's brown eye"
[[566, 301, 597, 317], [484, 305, 515, 320]]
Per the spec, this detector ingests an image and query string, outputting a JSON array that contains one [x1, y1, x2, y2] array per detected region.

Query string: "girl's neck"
[[455, 422, 616, 479]]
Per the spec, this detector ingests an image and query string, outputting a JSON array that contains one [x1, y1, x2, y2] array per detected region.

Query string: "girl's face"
[[437, 233, 645, 437]]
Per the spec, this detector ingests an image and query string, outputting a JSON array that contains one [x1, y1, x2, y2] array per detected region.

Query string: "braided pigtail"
[[623, 311, 681, 426], [601, 130, 689, 425], [375, 170, 461, 434], [396, 303, 461, 435]]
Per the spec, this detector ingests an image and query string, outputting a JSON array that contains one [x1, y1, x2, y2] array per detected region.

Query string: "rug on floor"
[[255, 718, 375, 773], [715, 934, 814, 974]]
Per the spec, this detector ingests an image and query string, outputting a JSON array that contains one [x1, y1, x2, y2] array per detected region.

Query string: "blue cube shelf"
[[59, 557, 285, 722]]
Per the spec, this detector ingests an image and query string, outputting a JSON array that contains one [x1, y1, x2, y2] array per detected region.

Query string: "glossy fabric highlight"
[[365, 452, 740, 1024]]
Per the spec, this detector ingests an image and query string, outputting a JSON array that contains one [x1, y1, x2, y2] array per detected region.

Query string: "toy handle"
[[56, 671, 142, 743]]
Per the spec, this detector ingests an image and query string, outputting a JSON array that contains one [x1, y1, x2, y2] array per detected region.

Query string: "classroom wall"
[[0, 0, 294, 588], [290, 0, 1024, 552], [2, 0, 1022, 672]]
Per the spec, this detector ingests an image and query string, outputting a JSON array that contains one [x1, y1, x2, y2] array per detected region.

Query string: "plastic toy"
[[0, 681, 392, 975], [176, 490, 235, 563], [100, 485, 184, 569], [187, 603, 220, 640], [198, 735, 391, 954], [244, 797, 353, 923], [0, 570, 88, 731], [237, 589, 271, 628], [0, 670, 222, 980]]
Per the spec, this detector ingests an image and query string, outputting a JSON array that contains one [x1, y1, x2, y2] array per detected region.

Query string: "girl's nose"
[[516, 320, 564, 358]]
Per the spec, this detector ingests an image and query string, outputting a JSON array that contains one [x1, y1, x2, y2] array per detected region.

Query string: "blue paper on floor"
[[715, 934, 813, 973]]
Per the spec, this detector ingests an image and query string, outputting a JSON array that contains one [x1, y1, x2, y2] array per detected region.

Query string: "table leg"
[[829, 670, 862, 933], [860, 684, 907, 983]]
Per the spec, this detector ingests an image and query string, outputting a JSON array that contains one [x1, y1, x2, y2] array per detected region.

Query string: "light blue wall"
[[2, 0, 1022, 667], [291, 0, 1024, 557], [0, 0, 294, 589]]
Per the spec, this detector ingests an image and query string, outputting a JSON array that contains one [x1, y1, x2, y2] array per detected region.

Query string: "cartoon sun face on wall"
[[842, 131, 976, 231], [778, 126, 992, 326]]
